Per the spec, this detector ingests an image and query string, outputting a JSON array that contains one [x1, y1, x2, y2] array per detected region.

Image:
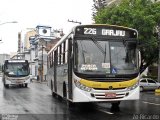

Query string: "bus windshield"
[[74, 39, 138, 75], [5, 63, 29, 77]]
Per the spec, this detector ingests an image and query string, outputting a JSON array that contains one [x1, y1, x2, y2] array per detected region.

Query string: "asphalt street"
[[0, 76, 160, 120]]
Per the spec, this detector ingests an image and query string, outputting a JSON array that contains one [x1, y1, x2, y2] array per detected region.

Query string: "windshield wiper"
[[78, 41, 86, 63], [90, 37, 107, 62]]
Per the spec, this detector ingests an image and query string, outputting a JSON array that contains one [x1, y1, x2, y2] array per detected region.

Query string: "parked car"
[[139, 78, 160, 92]]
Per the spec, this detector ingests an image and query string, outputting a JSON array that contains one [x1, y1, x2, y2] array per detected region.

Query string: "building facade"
[[24, 30, 36, 51], [14, 25, 62, 81], [0, 54, 10, 71]]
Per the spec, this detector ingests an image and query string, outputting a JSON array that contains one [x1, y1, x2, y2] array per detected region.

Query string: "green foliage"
[[93, 0, 160, 73]]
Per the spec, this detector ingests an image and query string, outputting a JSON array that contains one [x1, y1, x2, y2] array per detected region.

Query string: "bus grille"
[[93, 87, 127, 90], [91, 89, 129, 99]]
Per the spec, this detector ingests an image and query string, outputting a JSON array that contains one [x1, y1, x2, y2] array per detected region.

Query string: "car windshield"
[[5, 63, 29, 77], [74, 39, 138, 75]]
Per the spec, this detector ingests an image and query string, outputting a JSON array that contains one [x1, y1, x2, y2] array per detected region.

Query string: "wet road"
[[0, 76, 160, 120]]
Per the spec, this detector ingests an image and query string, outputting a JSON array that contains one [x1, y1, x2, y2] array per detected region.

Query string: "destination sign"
[[75, 26, 137, 38], [101, 29, 125, 36], [84, 28, 125, 37], [8, 60, 26, 63]]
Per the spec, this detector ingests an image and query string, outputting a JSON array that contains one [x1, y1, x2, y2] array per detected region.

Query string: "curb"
[[32, 80, 47, 84]]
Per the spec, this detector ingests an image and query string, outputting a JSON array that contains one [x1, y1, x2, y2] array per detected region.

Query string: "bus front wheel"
[[4, 84, 9, 88], [67, 100, 75, 109], [63, 82, 67, 100], [24, 83, 28, 87]]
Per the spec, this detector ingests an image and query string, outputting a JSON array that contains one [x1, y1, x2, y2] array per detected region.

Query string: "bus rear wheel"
[[51, 80, 57, 97], [52, 92, 57, 97]]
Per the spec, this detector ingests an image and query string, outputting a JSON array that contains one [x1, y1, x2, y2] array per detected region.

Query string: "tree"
[[93, 0, 160, 74]]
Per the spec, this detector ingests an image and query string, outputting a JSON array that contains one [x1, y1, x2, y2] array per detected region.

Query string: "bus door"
[[68, 38, 73, 100], [54, 50, 58, 93]]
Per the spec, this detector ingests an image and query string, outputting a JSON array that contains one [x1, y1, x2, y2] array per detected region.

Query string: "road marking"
[[95, 106, 114, 114], [97, 109, 114, 114], [142, 101, 160, 106]]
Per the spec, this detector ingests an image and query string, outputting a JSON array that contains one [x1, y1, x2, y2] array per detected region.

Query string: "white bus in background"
[[2, 59, 31, 88]]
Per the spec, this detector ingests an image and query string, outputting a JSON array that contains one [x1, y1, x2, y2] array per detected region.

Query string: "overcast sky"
[[0, 0, 93, 54]]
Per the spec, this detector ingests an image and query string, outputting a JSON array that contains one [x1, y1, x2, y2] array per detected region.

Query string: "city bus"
[[47, 24, 140, 108], [2, 59, 30, 88]]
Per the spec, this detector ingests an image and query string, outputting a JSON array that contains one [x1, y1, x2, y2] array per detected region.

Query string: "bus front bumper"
[[72, 86, 139, 102], [5, 78, 31, 85]]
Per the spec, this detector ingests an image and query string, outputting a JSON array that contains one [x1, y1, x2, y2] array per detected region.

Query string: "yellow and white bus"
[[47, 24, 140, 108]]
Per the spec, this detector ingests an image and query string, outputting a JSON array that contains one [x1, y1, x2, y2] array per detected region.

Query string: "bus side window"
[[61, 42, 64, 64], [59, 44, 62, 65], [52, 52, 54, 67], [65, 39, 68, 64], [63, 41, 66, 64], [54, 49, 58, 65], [57, 46, 60, 65]]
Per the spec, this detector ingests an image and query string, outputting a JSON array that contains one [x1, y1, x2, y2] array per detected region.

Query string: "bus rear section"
[[2, 59, 31, 88]]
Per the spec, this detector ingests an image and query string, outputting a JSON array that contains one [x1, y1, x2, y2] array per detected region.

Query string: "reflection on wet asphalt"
[[0, 81, 67, 114]]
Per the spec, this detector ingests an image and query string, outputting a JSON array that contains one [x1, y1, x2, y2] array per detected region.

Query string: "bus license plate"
[[105, 93, 116, 98], [16, 81, 22, 83]]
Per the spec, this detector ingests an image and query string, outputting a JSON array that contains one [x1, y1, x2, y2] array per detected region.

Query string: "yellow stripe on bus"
[[79, 78, 138, 89]]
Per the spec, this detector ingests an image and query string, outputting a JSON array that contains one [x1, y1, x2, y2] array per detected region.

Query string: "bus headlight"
[[25, 76, 30, 80], [74, 79, 92, 92], [6, 77, 13, 81], [127, 82, 139, 91]]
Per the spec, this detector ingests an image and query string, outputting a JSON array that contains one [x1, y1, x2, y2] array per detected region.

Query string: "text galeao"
[[102, 29, 125, 36]]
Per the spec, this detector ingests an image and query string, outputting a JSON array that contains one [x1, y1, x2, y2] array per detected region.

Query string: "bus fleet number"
[[84, 28, 96, 35]]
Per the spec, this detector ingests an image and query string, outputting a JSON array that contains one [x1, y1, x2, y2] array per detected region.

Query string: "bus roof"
[[72, 24, 137, 32], [5, 59, 28, 63], [48, 24, 138, 55]]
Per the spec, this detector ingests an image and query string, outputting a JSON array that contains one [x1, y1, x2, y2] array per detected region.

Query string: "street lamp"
[[0, 21, 18, 26], [68, 19, 81, 24], [0, 21, 18, 53]]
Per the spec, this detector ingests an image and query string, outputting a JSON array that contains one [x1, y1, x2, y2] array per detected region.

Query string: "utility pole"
[[68, 19, 81, 25], [157, 24, 160, 82], [41, 45, 43, 82]]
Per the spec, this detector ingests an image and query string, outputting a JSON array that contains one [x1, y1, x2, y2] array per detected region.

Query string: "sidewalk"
[[32, 79, 47, 84]]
